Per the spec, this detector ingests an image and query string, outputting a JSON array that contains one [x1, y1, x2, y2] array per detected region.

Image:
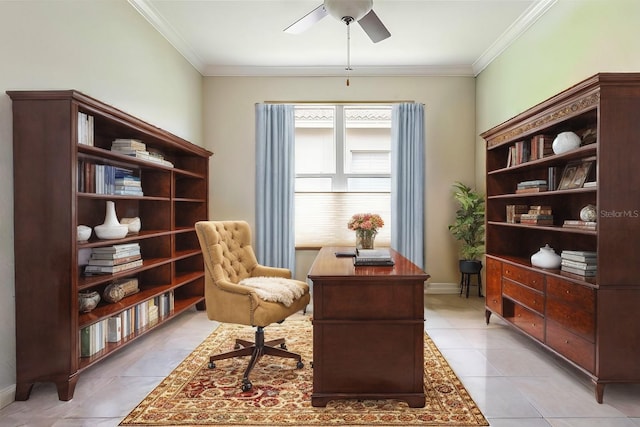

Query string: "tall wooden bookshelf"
[[8, 90, 212, 400], [481, 73, 640, 403]]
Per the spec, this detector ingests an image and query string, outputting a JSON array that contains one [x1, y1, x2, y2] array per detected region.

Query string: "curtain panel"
[[255, 103, 296, 272], [391, 103, 425, 269]]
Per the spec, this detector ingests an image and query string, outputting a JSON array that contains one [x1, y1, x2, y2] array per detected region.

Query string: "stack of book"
[[506, 204, 529, 223], [84, 243, 142, 275], [114, 168, 143, 196], [562, 219, 597, 231], [111, 138, 174, 168], [520, 205, 554, 225], [354, 248, 395, 266], [561, 250, 597, 277], [516, 179, 548, 193]]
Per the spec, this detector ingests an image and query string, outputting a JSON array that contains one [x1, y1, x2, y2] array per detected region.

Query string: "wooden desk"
[[307, 246, 430, 408]]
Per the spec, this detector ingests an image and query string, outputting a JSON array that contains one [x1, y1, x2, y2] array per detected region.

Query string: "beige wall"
[[203, 76, 476, 286], [476, 0, 640, 185], [0, 0, 203, 407]]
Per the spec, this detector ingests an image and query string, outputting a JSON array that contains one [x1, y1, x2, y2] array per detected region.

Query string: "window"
[[294, 105, 392, 247]]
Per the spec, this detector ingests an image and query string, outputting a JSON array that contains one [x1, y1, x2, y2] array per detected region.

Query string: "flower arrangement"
[[347, 213, 384, 232], [348, 213, 384, 249]]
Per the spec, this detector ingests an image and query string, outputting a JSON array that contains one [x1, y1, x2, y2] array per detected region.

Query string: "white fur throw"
[[239, 276, 305, 307]]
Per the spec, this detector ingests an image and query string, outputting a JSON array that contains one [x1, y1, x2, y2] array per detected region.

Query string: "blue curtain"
[[391, 103, 425, 269], [255, 104, 296, 271]]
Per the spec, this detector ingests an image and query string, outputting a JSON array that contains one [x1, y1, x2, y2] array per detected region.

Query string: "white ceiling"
[[129, 0, 556, 77]]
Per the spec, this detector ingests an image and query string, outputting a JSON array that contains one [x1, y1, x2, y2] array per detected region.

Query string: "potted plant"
[[448, 181, 485, 274]]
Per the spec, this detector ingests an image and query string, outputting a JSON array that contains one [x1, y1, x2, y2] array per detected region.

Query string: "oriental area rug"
[[120, 318, 488, 427]]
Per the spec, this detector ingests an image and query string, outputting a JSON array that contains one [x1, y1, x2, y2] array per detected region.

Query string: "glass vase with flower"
[[348, 213, 384, 249]]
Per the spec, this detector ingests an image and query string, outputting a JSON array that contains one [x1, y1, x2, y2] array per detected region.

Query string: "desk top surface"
[[307, 246, 430, 280]]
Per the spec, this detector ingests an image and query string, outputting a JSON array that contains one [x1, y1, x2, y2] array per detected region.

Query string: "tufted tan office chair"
[[195, 220, 310, 392]]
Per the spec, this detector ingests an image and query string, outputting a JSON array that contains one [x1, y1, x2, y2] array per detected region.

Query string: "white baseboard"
[[424, 282, 459, 294], [0, 384, 15, 410]]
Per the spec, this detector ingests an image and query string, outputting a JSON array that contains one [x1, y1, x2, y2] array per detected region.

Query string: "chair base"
[[208, 326, 304, 392]]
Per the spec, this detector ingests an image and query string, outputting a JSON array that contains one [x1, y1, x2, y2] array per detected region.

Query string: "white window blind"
[[295, 192, 391, 248]]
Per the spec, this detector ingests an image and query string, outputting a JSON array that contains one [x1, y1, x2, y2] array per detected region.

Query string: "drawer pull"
[[565, 340, 570, 344]]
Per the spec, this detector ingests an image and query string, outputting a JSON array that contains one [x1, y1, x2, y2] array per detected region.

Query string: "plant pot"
[[459, 259, 482, 274]]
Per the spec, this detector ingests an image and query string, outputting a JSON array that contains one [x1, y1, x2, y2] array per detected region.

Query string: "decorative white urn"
[[531, 244, 562, 269], [94, 201, 129, 239], [552, 131, 581, 154]]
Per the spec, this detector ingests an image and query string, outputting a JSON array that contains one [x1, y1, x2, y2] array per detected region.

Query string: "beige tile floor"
[[1, 294, 639, 426]]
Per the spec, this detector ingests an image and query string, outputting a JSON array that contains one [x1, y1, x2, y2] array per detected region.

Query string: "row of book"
[[520, 205, 553, 225], [77, 112, 94, 146], [111, 138, 174, 168], [77, 161, 143, 196], [506, 134, 554, 167], [84, 243, 142, 275], [516, 179, 548, 193], [560, 250, 597, 277], [80, 292, 175, 357]]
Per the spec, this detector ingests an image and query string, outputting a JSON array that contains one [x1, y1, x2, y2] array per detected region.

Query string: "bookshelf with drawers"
[[8, 90, 212, 400], [481, 73, 640, 403]]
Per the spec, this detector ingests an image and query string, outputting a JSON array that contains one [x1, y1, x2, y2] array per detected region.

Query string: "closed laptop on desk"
[[354, 249, 395, 266]]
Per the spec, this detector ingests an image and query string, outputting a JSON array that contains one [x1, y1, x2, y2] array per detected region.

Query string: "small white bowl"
[[77, 225, 92, 241], [94, 224, 129, 240], [120, 217, 141, 233]]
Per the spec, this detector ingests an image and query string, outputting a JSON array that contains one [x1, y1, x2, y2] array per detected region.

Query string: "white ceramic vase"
[[552, 131, 581, 154], [94, 201, 129, 239], [530, 244, 562, 269]]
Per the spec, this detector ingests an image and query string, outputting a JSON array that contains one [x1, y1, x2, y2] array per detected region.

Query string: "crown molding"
[[128, 0, 206, 74], [202, 64, 475, 77], [472, 0, 557, 76], [130, 0, 555, 78]]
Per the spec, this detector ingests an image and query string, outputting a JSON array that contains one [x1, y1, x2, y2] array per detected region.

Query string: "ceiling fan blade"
[[284, 4, 328, 34], [357, 9, 390, 43]]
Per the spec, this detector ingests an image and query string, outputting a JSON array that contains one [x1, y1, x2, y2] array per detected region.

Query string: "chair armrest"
[[216, 279, 255, 295], [252, 265, 292, 279]]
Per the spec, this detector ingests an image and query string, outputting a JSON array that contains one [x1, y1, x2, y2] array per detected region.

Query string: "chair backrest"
[[195, 221, 259, 285]]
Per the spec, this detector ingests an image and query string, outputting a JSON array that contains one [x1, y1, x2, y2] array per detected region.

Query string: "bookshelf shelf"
[[482, 73, 640, 404], [8, 90, 212, 401]]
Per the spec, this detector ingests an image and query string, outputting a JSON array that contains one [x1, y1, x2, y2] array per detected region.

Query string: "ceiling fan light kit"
[[284, 0, 390, 86], [324, 0, 373, 22]]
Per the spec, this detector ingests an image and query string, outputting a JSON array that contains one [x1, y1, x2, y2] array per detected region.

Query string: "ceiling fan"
[[284, 0, 391, 43]]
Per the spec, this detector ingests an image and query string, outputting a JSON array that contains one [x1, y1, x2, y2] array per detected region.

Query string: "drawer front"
[[546, 276, 595, 308], [485, 258, 502, 314], [546, 298, 595, 342], [510, 303, 544, 341], [546, 320, 595, 372], [503, 279, 544, 314], [503, 263, 544, 292]]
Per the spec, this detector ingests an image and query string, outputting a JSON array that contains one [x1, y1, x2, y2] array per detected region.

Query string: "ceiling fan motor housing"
[[325, 0, 373, 21]]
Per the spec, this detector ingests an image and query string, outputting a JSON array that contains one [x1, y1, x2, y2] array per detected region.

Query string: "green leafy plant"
[[448, 181, 485, 261]]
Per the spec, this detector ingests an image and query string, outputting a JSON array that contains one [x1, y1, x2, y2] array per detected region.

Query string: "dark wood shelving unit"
[[481, 73, 640, 403], [8, 90, 212, 401]]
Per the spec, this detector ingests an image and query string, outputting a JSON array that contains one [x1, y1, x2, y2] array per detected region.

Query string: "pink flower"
[[347, 213, 384, 232]]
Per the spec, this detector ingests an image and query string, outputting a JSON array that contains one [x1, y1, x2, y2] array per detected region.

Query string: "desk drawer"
[[546, 298, 595, 342], [503, 263, 544, 291], [547, 277, 595, 308], [503, 279, 544, 315], [546, 319, 595, 372], [508, 303, 544, 341]]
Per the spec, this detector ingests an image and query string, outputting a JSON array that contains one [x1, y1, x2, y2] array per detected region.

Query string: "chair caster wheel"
[[296, 360, 304, 369], [241, 381, 252, 392], [280, 343, 287, 350], [208, 362, 216, 369]]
